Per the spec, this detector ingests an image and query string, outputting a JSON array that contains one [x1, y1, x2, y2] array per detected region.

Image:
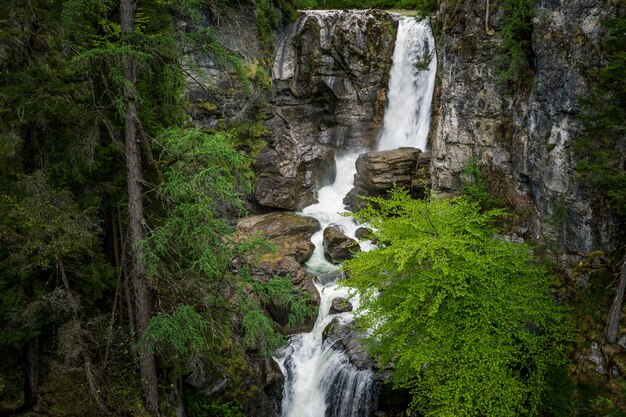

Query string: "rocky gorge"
[[2, 0, 624, 415], [186, 1, 625, 416]]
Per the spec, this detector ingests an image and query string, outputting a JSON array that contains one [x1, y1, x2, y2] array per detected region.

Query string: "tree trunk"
[[23, 336, 39, 410], [120, 0, 159, 414], [606, 254, 626, 344]]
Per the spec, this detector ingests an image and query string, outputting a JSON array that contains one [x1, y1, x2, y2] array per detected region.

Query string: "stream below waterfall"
[[275, 15, 437, 417]]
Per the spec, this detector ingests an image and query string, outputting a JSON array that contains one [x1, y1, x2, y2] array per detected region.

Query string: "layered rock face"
[[254, 10, 398, 210], [432, 0, 620, 256], [344, 147, 431, 211], [184, 6, 271, 129], [236, 212, 321, 333]]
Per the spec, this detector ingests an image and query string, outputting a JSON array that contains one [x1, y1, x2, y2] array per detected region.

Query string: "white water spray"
[[377, 18, 437, 151], [276, 15, 437, 417]]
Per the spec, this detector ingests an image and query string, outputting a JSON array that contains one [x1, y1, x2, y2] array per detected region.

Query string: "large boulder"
[[322, 318, 372, 370], [236, 212, 321, 333], [354, 227, 374, 240], [236, 212, 320, 264], [253, 142, 336, 210], [323, 226, 361, 263], [315, 270, 345, 286], [329, 297, 353, 314], [344, 148, 431, 211]]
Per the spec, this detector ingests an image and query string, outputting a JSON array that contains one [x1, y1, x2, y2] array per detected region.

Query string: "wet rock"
[[322, 318, 372, 370], [323, 226, 361, 263], [315, 270, 345, 286], [344, 148, 429, 211], [242, 354, 283, 417], [329, 297, 353, 314], [255, 10, 398, 210], [237, 212, 320, 264], [355, 227, 374, 240]]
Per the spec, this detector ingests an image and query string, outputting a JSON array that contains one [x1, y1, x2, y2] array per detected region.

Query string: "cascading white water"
[[377, 18, 437, 152], [276, 15, 437, 417]]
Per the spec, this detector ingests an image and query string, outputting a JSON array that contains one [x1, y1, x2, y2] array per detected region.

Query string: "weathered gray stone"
[[315, 270, 345, 286], [184, 5, 271, 130], [322, 318, 372, 370], [329, 297, 353, 314], [323, 226, 361, 263], [344, 148, 429, 211], [432, 0, 622, 258], [253, 142, 336, 210], [254, 10, 398, 210]]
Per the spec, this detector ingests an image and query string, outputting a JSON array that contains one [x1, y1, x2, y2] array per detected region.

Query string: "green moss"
[[196, 100, 218, 113]]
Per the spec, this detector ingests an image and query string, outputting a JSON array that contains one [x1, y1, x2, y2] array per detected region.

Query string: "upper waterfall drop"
[[377, 17, 437, 152]]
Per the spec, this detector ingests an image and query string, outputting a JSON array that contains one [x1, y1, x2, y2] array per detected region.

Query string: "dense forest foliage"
[[0, 0, 310, 415]]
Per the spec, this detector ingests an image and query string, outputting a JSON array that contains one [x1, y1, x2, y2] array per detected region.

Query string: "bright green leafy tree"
[[343, 189, 565, 417]]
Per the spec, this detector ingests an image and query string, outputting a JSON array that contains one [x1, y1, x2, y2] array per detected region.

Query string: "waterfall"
[[276, 15, 437, 417], [377, 18, 437, 152]]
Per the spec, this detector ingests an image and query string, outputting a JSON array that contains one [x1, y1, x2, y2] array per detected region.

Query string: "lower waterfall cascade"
[[275, 15, 437, 417]]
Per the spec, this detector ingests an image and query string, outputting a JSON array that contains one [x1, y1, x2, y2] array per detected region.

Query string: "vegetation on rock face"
[[574, 16, 626, 218], [343, 189, 566, 416], [497, 0, 536, 88], [572, 17, 626, 413]]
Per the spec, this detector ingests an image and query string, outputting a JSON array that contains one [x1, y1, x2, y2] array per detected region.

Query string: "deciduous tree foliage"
[[344, 189, 565, 417]]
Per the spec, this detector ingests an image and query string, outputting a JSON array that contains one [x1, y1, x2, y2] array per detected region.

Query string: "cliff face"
[[185, 5, 271, 129], [432, 0, 621, 257], [254, 10, 397, 210]]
